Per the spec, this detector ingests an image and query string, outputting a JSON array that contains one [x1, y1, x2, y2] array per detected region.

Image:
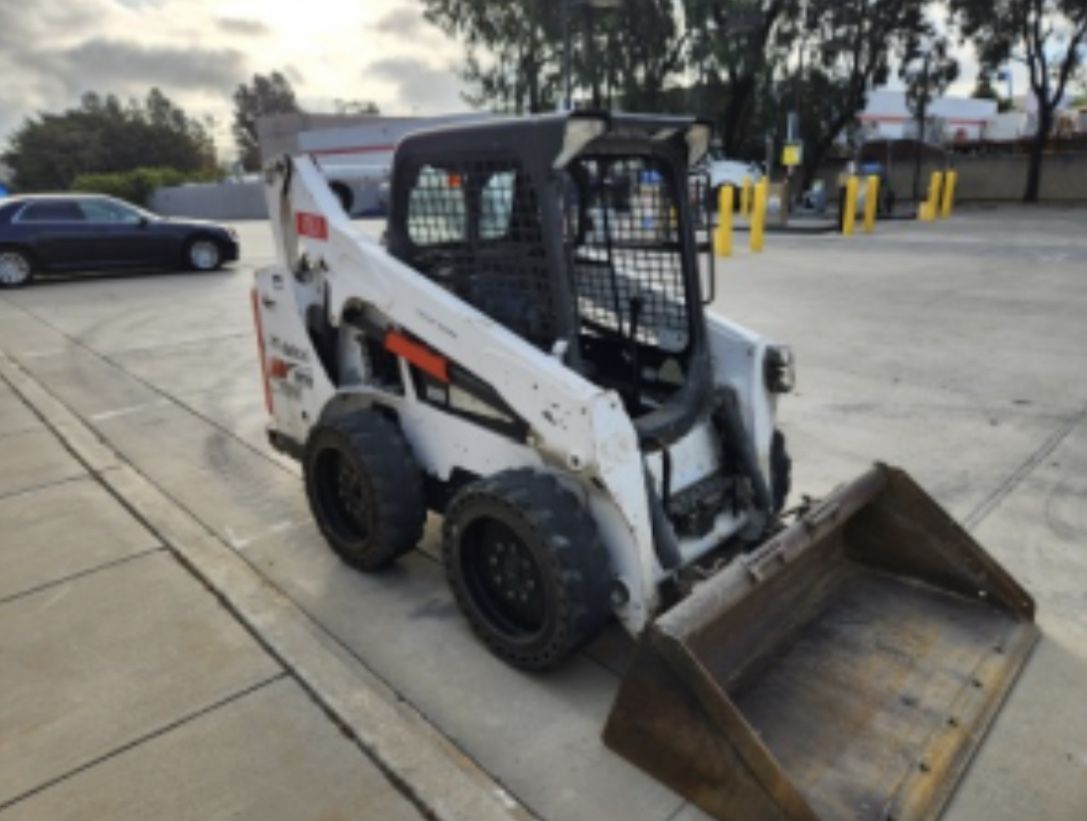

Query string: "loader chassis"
[[253, 111, 1037, 821]]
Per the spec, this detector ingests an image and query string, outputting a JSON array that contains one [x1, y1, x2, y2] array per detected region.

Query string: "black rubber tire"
[[442, 469, 612, 671], [770, 429, 792, 514], [303, 410, 426, 572]]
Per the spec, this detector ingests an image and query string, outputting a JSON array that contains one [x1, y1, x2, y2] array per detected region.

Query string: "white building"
[[858, 89, 998, 144]]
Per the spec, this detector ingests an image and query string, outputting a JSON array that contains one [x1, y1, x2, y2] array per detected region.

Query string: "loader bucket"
[[604, 464, 1038, 821]]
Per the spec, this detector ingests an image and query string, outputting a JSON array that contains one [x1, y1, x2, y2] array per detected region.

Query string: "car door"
[[14, 200, 96, 269], [77, 198, 159, 266]]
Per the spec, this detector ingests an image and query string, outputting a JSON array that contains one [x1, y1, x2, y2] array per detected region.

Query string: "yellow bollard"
[[740, 176, 753, 217], [926, 171, 943, 221], [713, 185, 733, 257], [750, 179, 768, 253], [842, 176, 859, 236], [863, 174, 880, 233], [941, 170, 957, 218]]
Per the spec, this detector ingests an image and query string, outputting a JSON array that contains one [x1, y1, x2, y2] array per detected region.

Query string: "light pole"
[[561, 0, 622, 111]]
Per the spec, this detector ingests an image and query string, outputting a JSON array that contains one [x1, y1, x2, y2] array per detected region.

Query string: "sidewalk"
[[0, 377, 423, 820]]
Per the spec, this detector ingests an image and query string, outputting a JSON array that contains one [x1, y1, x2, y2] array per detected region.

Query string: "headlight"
[[764, 345, 795, 394]]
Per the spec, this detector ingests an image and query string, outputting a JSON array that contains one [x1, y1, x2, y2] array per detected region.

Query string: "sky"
[[0, 0, 1020, 163], [0, 0, 470, 158]]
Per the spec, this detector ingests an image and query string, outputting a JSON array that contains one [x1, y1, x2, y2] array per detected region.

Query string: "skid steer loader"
[[252, 112, 1037, 820]]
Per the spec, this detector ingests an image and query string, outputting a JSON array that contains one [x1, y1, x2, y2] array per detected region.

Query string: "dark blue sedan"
[[0, 194, 239, 287]]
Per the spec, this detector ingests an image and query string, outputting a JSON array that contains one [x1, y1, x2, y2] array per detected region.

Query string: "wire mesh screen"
[[564, 155, 690, 352], [403, 158, 556, 348]]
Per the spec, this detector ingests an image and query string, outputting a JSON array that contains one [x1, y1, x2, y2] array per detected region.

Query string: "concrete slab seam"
[[0, 547, 164, 608], [0, 673, 287, 815], [0, 351, 531, 821], [963, 403, 1087, 530]]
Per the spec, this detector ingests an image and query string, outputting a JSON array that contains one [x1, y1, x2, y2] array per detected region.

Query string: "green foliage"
[[71, 166, 218, 206], [232, 71, 301, 171], [950, 0, 1087, 200], [2, 89, 216, 192], [422, 0, 689, 114]]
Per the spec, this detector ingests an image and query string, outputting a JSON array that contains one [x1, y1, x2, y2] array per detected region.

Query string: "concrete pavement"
[[0, 375, 506, 820], [1, 206, 1086, 819]]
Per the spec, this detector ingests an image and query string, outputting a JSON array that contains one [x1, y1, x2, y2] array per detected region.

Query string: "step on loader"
[[252, 111, 1037, 820]]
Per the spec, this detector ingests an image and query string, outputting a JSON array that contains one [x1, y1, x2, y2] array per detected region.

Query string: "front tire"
[[304, 411, 426, 571], [184, 237, 222, 271], [0, 248, 34, 288], [443, 470, 612, 671]]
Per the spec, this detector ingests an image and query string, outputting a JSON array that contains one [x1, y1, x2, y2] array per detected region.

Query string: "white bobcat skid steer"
[[253, 112, 1036, 820]]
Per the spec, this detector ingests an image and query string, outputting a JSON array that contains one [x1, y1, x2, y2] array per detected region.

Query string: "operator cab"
[[386, 112, 714, 444]]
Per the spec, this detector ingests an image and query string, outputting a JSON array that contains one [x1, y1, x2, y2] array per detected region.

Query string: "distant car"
[[0, 194, 239, 288], [692, 152, 764, 212]]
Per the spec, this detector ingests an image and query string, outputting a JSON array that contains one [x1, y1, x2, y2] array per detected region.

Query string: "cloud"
[[367, 57, 465, 111], [372, 7, 428, 37], [0, 0, 471, 157], [28, 39, 246, 96], [216, 17, 271, 37]]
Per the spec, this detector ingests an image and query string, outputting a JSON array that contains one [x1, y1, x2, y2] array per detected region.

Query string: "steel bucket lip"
[[606, 462, 1040, 821]]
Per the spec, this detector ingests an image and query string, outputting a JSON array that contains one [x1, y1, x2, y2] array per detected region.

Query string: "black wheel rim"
[[461, 518, 547, 639], [313, 448, 372, 543]]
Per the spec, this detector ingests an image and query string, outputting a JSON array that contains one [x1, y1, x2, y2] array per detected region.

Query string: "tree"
[[796, 0, 930, 188], [333, 99, 381, 115], [232, 71, 301, 171], [900, 32, 959, 200], [592, 0, 691, 111], [2, 89, 215, 192], [952, 0, 1087, 202], [423, 0, 562, 112], [684, 1, 800, 157], [423, 0, 690, 114]]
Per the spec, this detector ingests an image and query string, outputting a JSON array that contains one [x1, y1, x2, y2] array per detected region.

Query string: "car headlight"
[[764, 345, 795, 394]]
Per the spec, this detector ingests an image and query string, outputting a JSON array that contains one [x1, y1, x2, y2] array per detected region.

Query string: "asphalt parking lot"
[[2, 206, 1086, 820]]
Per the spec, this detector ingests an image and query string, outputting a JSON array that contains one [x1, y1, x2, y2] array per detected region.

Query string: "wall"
[[149, 181, 267, 220], [815, 152, 1087, 203]]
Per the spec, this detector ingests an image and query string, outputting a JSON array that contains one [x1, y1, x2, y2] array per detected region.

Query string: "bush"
[[71, 166, 217, 206]]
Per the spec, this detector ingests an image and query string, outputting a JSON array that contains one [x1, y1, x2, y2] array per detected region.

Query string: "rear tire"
[[0, 247, 34, 288], [304, 410, 426, 571], [443, 470, 612, 671]]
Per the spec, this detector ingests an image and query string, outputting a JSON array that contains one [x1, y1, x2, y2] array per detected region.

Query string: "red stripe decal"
[[311, 143, 398, 157], [250, 288, 274, 415], [296, 211, 329, 240], [385, 331, 449, 383]]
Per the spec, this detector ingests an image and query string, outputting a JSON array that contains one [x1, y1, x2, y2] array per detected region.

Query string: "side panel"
[[705, 312, 778, 479]]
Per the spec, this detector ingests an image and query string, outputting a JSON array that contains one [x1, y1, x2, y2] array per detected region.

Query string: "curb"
[[0, 352, 530, 821]]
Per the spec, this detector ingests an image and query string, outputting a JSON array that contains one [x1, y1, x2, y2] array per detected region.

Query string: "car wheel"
[[0, 248, 33, 288], [185, 238, 222, 271]]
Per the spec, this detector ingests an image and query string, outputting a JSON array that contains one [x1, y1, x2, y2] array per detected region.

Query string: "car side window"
[[18, 201, 86, 223], [79, 200, 142, 224]]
